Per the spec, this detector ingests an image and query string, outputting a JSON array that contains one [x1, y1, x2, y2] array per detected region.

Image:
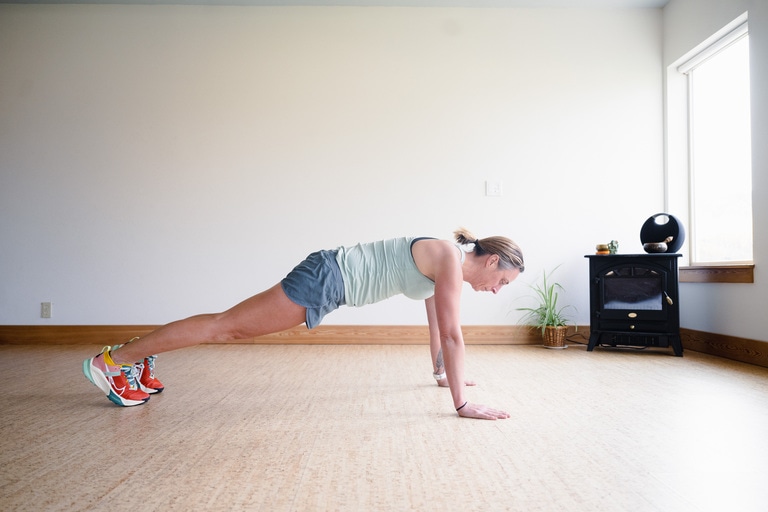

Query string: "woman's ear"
[[487, 254, 499, 267]]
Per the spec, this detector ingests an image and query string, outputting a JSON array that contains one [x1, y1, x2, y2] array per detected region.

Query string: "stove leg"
[[671, 335, 683, 357], [587, 332, 598, 352]]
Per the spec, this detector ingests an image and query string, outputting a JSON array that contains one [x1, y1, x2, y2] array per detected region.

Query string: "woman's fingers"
[[457, 402, 510, 420]]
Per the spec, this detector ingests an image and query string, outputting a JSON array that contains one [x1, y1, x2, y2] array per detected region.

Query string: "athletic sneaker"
[[136, 355, 164, 394], [108, 338, 165, 395], [82, 347, 150, 407]]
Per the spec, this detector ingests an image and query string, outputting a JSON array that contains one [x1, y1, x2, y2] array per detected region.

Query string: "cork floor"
[[1, 342, 767, 511]]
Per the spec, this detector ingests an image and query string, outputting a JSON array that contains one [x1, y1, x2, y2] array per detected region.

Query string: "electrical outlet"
[[41, 302, 52, 319], [485, 180, 503, 196]]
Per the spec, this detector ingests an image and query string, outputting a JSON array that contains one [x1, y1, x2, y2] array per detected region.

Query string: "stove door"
[[598, 264, 670, 322]]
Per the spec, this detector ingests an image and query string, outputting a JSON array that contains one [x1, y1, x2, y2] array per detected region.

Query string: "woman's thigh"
[[216, 284, 307, 339]]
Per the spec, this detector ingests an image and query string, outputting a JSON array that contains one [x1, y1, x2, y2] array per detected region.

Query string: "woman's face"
[[470, 256, 521, 294]]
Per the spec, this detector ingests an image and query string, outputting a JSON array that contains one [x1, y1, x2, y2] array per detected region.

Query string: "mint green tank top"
[[335, 237, 437, 307]]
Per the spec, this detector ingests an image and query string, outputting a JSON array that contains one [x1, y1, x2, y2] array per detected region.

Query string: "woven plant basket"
[[543, 325, 568, 349]]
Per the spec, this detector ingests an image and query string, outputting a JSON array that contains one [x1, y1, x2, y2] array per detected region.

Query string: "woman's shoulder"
[[411, 238, 462, 276], [411, 237, 454, 253]]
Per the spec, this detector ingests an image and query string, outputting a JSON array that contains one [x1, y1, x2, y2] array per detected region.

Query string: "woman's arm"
[[416, 240, 509, 420], [425, 297, 446, 382], [426, 297, 476, 388]]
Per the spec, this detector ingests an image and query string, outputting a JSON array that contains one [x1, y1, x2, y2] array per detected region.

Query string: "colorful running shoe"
[[82, 347, 150, 407], [136, 355, 164, 394], [113, 338, 165, 394]]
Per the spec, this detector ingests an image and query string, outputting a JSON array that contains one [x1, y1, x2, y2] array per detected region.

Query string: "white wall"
[[664, 0, 768, 341], [0, 5, 664, 327]]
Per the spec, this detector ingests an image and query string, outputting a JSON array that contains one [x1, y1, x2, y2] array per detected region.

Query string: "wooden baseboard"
[[680, 328, 768, 368], [2, 325, 763, 368], [0, 324, 558, 346]]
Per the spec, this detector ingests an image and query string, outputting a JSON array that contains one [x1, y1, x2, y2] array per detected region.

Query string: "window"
[[678, 21, 753, 266]]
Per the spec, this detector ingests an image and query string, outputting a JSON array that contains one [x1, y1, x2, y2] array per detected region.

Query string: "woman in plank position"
[[83, 228, 524, 420]]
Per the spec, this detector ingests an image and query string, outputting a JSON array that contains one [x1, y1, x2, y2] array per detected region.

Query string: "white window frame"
[[666, 13, 755, 283]]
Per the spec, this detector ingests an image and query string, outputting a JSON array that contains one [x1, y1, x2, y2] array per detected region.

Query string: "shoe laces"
[[145, 355, 157, 377], [120, 363, 142, 391]]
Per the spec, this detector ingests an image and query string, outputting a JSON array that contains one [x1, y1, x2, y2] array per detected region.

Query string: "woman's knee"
[[180, 312, 243, 343]]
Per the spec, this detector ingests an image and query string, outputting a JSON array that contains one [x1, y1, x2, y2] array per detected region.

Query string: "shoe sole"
[[139, 382, 163, 394], [82, 357, 149, 407]]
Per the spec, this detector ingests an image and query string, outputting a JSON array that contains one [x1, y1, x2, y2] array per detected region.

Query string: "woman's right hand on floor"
[[457, 402, 510, 420]]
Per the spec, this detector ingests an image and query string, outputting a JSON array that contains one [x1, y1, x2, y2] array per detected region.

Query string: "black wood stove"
[[585, 253, 682, 356]]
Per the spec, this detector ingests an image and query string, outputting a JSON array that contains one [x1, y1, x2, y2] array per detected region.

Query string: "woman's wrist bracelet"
[[456, 401, 468, 412]]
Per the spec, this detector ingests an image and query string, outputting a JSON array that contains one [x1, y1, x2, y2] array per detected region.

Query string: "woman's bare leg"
[[110, 283, 306, 365]]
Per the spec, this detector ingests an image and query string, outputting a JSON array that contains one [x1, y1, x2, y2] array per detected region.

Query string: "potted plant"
[[516, 266, 574, 349]]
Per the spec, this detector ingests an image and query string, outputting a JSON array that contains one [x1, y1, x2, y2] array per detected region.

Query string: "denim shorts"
[[280, 249, 346, 329]]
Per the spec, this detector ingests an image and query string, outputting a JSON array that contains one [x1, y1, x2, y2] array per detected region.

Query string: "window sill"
[[679, 264, 754, 283]]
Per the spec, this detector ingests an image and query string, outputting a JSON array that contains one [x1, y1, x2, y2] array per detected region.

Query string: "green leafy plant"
[[516, 267, 574, 336]]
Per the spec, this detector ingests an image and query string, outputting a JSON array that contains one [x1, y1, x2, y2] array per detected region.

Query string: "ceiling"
[[0, 0, 671, 8]]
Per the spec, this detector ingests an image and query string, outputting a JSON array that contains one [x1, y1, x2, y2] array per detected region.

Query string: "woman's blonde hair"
[[454, 228, 525, 272]]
